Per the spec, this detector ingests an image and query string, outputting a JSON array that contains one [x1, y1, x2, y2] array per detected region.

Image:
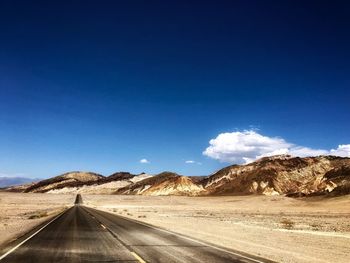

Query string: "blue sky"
[[0, 1, 349, 178]]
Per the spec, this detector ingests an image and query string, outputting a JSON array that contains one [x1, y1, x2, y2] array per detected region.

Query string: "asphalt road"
[[0, 196, 269, 263]]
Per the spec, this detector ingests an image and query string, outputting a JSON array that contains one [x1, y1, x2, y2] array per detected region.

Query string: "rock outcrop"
[[116, 172, 203, 196], [202, 155, 350, 196]]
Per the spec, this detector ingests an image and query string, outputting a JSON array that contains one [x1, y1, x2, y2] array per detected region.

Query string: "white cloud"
[[330, 144, 350, 157], [288, 146, 328, 157], [203, 131, 291, 163], [185, 160, 202, 165], [203, 130, 350, 164], [139, 159, 150, 164]]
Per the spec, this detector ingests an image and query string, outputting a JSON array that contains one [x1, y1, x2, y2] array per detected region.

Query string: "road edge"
[[0, 206, 71, 261]]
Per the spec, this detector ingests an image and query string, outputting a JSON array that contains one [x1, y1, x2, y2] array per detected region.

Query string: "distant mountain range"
[[0, 177, 39, 188], [5, 155, 350, 197]]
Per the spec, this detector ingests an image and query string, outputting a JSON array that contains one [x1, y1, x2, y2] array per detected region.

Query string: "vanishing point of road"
[[0, 194, 271, 263]]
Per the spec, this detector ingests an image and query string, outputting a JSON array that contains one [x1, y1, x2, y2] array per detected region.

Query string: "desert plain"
[[0, 192, 349, 263]]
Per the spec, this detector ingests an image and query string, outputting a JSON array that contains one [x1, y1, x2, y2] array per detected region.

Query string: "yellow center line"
[[88, 211, 145, 263], [131, 251, 147, 263]]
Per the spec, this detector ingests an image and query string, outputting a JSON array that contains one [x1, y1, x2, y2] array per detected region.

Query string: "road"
[[0, 195, 269, 263]]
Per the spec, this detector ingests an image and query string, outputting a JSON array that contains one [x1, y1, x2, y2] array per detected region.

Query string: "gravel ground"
[[0, 192, 73, 246]]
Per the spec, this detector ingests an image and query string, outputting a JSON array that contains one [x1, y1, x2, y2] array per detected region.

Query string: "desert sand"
[[0, 192, 73, 246], [1, 192, 349, 263]]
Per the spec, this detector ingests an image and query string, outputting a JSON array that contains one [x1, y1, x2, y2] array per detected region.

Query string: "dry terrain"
[[0, 192, 73, 246], [0, 192, 349, 263]]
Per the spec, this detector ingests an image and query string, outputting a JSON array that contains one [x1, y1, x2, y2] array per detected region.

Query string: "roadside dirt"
[[0, 192, 72, 246]]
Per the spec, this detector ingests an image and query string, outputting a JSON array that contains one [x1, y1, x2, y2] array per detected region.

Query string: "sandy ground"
[[0, 192, 73, 246], [83, 194, 350, 263]]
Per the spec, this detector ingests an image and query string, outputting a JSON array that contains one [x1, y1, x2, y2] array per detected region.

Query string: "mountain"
[[202, 155, 350, 197], [106, 172, 135, 181], [22, 171, 104, 193], [5, 155, 350, 197], [46, 172, 153, 194], [8, 171, 153, 194], [116, 172, 204, 196], [0, 177, 39, 188]]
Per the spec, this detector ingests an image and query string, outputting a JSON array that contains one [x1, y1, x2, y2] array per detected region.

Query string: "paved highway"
[[0, 195, 269, 263]]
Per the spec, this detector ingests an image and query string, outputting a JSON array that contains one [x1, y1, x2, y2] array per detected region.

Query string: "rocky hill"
[[106, 172, 135, 181], [47, 172, 152, 194], [8, 171, 153, 194], [202, 155, 350, 197], [22, 172, 104, 193], [116, 172, 204, 196]]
